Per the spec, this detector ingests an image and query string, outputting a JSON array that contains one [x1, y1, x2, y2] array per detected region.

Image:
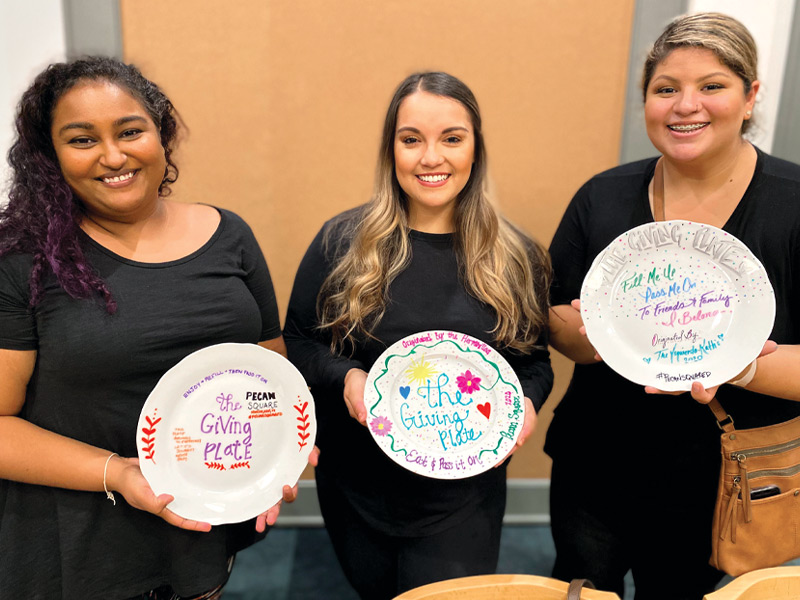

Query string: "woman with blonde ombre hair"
[[284, 71, 553, 599]]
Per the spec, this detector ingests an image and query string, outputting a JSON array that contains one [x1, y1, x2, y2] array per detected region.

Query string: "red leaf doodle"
[[230, 461, 251, 470], [293, 399, 311, 450], [141, 411, 159, 463], [205, 462, 226, 471]]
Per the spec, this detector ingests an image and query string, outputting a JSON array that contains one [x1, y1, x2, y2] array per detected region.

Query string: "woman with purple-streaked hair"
[[0, 56, 301, 600]]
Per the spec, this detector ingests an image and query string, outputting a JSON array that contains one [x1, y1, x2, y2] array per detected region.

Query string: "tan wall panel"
[[121, 0, 635, 479]]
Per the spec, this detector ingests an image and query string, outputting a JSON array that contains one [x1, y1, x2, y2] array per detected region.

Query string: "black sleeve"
[[502, 345, 553, 412], [237, 217, 282, 340], [0, 254, 37, 350], [486, 232, 554, 412], [283, 225, 365, 387], [549, 180, 593, 307]]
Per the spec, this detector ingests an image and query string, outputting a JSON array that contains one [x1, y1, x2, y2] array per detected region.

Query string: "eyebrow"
[[396, 126, 470, 135], [652, 72, 733, 84], [57, 115, 149, 135]]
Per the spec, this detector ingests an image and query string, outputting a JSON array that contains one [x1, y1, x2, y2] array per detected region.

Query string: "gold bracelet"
[[104, 452, 119, 505]]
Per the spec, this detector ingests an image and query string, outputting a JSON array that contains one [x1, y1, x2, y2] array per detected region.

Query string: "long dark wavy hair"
[[0, 56, 180, 312]]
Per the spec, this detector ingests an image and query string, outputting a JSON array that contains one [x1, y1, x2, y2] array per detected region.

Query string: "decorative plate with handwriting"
[[137, 343, 315, 524], [580, 220, 775, 390], [364, 331, 524, 479]]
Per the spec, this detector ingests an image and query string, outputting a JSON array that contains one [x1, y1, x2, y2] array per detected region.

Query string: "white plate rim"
[[579, 220, 775, 390], [364, 330, 525, 480], [136, 342, 315, 524]]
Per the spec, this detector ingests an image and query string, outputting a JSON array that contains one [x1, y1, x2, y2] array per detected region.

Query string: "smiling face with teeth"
[[51, 80, 167, 224], [644, 47, 758, 166], [393, 91, 475, 232]]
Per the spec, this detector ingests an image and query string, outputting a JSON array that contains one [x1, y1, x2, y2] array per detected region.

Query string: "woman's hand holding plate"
[[111, 456, 212, 532], [344, 368, 368, 425]]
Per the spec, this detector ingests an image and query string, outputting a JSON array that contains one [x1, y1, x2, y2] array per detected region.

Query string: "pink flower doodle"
[[370, 416, 392, 436], [456, 370, 481, 394]]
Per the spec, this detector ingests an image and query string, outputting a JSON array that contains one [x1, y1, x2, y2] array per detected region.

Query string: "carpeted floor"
[[223, 525, 635, 600], [224, 524, 800, 599]]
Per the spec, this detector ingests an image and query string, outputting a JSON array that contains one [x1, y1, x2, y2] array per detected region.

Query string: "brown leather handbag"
[[651, 157, 800, 575], [708, 398, 800, 575]]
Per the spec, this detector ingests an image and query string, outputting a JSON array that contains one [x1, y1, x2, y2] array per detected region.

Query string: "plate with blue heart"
[[364, 330, 524, 479]]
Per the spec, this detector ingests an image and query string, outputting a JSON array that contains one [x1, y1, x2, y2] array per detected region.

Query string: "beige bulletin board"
[[121, 0, 636, 478]]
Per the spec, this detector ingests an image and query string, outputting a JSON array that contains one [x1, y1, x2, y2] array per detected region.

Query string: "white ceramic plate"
[[364, 331, 525, 479], [137, 343, 315, 524], [580, 220, 775, 390]]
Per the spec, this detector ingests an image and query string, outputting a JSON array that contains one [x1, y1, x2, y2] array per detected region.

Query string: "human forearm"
[[0, 415, 118, 490], [548, 304, 599, 364], [0, 415, 214, 530], [737, 345, 800, 401], [259, 335, 288, 358]]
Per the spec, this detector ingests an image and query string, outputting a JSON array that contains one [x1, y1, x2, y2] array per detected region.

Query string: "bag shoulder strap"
[[567, 578, 596, 600], [653, 157, 666, 222], [707, 397, 735, 433]]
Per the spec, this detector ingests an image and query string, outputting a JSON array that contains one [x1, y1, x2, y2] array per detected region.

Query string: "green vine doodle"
[[479, 438, 505, 459], [386, 434, 407, 456]]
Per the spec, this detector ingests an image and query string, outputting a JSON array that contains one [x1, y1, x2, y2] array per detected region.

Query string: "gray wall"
[[62, 0, 122, 58], [773, 4, 800, 164], [619, 0, 687, 163]]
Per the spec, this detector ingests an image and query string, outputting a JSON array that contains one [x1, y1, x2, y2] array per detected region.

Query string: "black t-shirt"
[[284, 207, 553, 536], [0, 208, 281, 599], [547, 149, 800, 472]]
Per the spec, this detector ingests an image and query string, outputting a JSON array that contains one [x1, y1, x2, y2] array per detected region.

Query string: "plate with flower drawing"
[[580, 220, 775, 391], [137, 343, 315, 525], [364, 330, 524, 480]]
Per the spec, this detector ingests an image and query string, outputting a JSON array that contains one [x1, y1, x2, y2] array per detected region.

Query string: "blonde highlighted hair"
[[642, 12, 758, 133], [318, 72, 551, 353]]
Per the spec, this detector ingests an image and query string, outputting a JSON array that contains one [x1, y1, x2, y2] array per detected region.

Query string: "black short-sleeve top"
[[0, 208, 281, 599]]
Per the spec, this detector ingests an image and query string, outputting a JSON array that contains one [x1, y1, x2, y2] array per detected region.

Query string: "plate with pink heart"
[[364, 330, 524, 479]]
